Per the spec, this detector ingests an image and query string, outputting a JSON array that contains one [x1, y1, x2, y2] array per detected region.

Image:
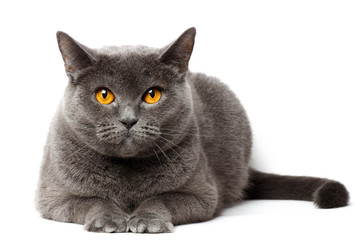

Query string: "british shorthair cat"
[[36, 28, 349, 233]]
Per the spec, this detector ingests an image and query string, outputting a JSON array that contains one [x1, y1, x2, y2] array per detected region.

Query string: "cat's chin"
[[90, 133, 152, 159], [110, 137, 144, 159]]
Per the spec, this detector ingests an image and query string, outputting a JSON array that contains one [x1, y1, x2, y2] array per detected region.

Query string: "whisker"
[[98, 132, 123, 144], [96, 126, 118, 134], [157, 135, 190, 156], [141, 125, 160, 131], [61, 142, 90, 161], [152, 141, 177, 173], [159, 128, 215, 138], [156, 139, 187, 167], [151, 144, 162, 166], [132, 132, 160, 162]]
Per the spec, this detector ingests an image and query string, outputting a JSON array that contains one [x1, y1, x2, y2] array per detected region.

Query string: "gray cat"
[[36, 28, 349, 233]]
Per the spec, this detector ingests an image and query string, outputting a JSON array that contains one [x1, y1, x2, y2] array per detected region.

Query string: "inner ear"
[[57, 31, 95, 80], [160, 27, 196, 73]]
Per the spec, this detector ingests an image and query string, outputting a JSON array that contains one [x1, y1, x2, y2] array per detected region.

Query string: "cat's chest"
[[56, 149, 195, 203], [62, 157, 162, 197]]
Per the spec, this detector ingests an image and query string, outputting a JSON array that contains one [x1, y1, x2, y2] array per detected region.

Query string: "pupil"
[[149, 89, 155, 98], [102, 89, 108, 99]]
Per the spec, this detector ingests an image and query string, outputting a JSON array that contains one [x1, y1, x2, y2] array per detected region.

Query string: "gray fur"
[[36, 28, 349, 233]]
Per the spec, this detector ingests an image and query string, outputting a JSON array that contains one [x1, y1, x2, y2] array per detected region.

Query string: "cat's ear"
[[56, 31, 95, 82], [160, 27, 196, 73]]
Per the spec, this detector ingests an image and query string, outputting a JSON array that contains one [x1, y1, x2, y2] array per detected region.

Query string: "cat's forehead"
[[96, 45, 159, 57], [87, 45, 175, 94], [95, 45, 160, 74]]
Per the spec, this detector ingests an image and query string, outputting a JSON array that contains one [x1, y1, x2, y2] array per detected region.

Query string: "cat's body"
[[37, 28, 349, 233]]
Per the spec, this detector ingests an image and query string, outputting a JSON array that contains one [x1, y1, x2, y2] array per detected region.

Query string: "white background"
[[0, 0, 359, 239]]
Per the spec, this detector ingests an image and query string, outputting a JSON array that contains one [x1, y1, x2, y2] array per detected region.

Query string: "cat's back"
[[188, 72, 252, 205]]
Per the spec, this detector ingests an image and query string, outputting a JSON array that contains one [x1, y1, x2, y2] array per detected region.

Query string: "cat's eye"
[[95, 88, 115, 105], [143, 88, 162, 104]]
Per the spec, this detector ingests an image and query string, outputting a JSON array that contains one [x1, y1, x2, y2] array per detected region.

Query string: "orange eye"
[[143, 88, 161, 104], [96, 88, 115, 105]]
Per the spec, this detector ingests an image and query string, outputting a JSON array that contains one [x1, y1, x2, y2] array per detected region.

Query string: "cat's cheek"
[[141, 100, 161, 110], [93, 99, 119, 113]]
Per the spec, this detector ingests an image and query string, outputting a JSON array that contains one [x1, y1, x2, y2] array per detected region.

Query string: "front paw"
[[128, 213, 174, 233], [85, 212, 127, 233]]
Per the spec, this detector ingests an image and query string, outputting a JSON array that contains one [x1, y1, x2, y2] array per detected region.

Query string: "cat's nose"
[[120, 106, 138, 130], [120, 118, 138, 130]]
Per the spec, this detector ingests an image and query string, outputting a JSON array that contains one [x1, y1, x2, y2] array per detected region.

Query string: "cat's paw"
[[84, 212, 127, 233], [128, 213, 174, 233]]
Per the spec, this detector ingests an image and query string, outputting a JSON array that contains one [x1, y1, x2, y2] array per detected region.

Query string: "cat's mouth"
[[124, 136, 134, 145], [96, 123, 128, 144], [94, 123, 159, 158]]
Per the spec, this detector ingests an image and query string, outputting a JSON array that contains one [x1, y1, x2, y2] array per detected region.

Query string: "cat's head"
[[57, 28, 196, 158]]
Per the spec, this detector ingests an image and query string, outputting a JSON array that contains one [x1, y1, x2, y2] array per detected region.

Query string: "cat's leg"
[[83, 198, 128, 233], [38, 193, 128, 233], [128, 188, 218, 233]]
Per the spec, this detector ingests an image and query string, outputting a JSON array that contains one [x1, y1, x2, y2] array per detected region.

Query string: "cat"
[[36, 27, 349, 233]]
